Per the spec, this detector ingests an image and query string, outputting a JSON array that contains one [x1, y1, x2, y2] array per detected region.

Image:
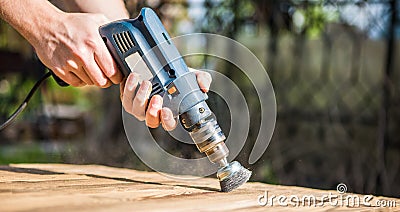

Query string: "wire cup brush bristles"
[[217, 161, 252, 192]]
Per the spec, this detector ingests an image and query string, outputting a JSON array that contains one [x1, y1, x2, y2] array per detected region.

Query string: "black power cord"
[[0, 72, 52, 131]]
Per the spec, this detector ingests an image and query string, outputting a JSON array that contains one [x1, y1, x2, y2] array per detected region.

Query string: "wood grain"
[[0, 164, 398, 211]]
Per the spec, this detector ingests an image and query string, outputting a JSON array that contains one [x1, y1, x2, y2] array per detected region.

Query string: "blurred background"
[[0, 0, 399, 197]]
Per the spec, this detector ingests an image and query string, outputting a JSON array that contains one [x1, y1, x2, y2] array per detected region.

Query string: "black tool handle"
[[50, 71, 69, 87]]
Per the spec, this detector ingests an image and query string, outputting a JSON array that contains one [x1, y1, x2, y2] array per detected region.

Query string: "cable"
[[0, 72, 52, 131]]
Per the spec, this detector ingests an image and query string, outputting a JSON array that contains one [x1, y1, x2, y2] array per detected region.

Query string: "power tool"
[[99, 7, 251, 192], [0, 7, 251, 192]]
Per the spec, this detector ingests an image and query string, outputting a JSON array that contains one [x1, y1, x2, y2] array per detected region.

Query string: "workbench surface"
[[0, 164, 398, 211]]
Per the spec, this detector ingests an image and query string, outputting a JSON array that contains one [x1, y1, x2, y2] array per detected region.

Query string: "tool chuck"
[[180, 101, 251, 192]]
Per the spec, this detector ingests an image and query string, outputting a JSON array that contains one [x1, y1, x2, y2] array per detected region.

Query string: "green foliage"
[[257, 161, 278, 184], [202, 0, 255, 34], [0, 143, 63, 165], [0, 75, 42, 117], [45, 72, 96, 110], [293, 1, 339, 38]]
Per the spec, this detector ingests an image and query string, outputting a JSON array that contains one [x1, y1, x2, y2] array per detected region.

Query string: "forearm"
[[0, 0, 64, 46], [60, 0, 129, 20], [0, 0, 123, 87]]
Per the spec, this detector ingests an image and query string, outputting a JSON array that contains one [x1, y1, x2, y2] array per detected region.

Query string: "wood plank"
[[0, 164, 398, 212]]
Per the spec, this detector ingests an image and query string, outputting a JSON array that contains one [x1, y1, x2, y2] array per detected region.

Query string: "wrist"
[[0, 0, 67, 50], [23, 3, 67, 48]]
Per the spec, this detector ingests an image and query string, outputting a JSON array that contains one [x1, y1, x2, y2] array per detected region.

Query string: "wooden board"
[[0, 164, 398, 211]]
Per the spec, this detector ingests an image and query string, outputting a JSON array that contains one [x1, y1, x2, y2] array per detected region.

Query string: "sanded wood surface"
[[0, 164, 398, 211]]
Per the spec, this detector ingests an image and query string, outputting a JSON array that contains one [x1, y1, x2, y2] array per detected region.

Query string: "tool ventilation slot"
[[112, 31, 134, 54], [151, 83, 163, 96]]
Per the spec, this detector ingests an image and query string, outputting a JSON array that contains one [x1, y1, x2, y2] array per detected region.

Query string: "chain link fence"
[[193, 0, 399, 197]]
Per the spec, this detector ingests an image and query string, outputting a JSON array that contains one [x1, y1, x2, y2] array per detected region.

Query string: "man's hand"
[[0, 0, 127, 88], [35, 13, 122, 87], [120, 69, 212, 131]]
